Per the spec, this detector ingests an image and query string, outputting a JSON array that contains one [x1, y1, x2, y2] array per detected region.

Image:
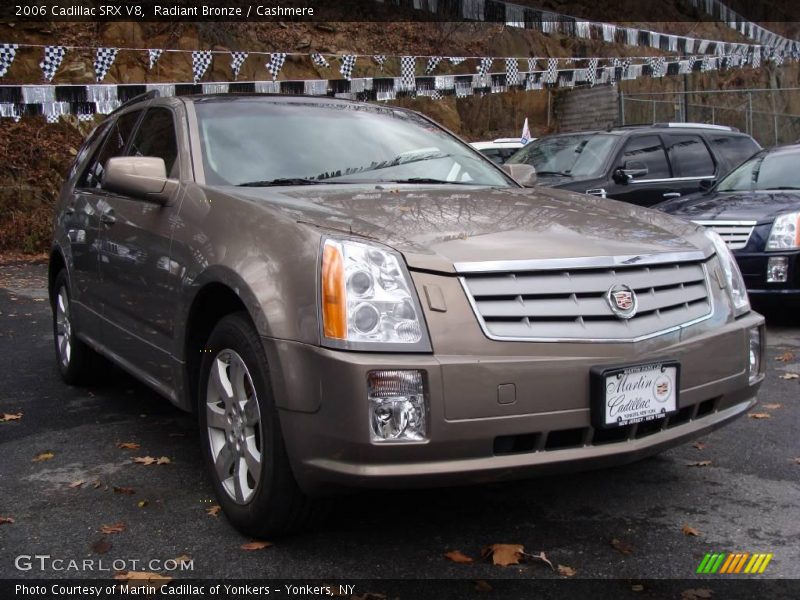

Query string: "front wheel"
[[198, 313, 320, 537], [51, 270, 100, 385]]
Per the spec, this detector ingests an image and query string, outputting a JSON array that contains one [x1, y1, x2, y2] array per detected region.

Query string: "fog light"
[[766, 257, 788, 283], [748, 326, 762, 384], [368, 370, 427, 442]]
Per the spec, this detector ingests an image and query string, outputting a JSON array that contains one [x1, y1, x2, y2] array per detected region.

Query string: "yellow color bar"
[[758, 554, 773, 573], [744, 554, 759, 573]]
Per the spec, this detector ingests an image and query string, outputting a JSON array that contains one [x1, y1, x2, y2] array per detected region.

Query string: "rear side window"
[[620, 135, 670, 179], [78, 110, 142, 189], [128, 108, 179, 178], [710, 135, 761, 168], [667, 135, 715, 177]]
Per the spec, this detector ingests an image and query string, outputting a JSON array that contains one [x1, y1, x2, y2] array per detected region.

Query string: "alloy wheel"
[[55, 286, 72, 368]]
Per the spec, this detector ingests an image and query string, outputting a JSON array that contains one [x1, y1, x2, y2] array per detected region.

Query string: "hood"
[[658, 190, 800, 223], [229, 184, 709, 273]]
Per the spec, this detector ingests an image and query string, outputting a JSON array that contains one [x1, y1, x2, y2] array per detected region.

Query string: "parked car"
[[657, 144, 800, 303], [506, 123, 760, 207], [470, 138, 526, 164], [51, 94, 764, 537]]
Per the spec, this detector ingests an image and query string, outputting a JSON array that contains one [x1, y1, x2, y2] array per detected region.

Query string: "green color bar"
[[710, 553, 727, 573], [697, 553, 713, 574]]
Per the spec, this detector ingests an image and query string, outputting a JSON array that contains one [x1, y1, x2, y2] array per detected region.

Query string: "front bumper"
[[264, 312, 764, 495]]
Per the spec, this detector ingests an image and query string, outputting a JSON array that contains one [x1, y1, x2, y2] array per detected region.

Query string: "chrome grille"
[[692, 220, 756, 250], [461, 258, 713, 342]]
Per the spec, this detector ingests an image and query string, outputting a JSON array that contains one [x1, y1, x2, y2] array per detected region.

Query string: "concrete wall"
[[554, 85, 619, 133]]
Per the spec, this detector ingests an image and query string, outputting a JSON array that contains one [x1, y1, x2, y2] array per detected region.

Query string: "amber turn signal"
[[321, 241, 347, 339]]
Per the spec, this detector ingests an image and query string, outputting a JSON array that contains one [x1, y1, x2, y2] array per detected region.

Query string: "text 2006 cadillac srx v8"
[[50, 94, 764, 535]]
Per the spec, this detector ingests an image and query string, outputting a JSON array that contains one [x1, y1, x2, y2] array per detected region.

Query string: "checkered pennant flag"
[[430, 89, 443, 101], [586, 57, 599, 86], [647, 56, 667, 78], [527, 58, 537, 74], [0, 43, 18, 78], [230, 52, 248, 79], [372, 55, 387, 70], [505, 58, 519, 86], [148, 49, 163, 70], [266, 53, 287, 80], [400, 56, 416, 88], [543, 58, 559, 84], [93, 47, 118, 82], [448, 57, 467, 66], [340, 55, 356, 80], [751, 47, 761, 69], [192, 51, 213, 83], [40, 46, 66, 82], [477, 57, 493, 77], [46, 113, 60, 124], [311, 52, 330, 69], [424, 56, 442, 75]]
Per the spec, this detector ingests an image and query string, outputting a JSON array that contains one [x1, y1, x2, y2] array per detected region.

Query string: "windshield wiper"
[[237, 178, 327, 187], [376, 178, 475, 185], [762, 186, 800, 190], [535, 170, 572, 177]]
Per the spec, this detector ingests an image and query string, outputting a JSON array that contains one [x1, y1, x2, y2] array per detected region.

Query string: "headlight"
[[705, 229, 750, 317], [766, 211, 800, 250], [320, 238, 431, 351]]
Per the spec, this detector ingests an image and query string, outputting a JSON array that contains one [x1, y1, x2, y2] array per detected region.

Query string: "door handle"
[[662, 192, 681, 198], [100, 210, 116, 226]]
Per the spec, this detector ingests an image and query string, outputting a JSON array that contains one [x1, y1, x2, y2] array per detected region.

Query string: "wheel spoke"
[[206, 403, 228, 431], [243, 436, 261, 486], [229, 358, 247, 402], [59, 335, 68, 358], [211, 357, 234, 404], [233, 457, 248, 503], [214, 444, 235, 481]]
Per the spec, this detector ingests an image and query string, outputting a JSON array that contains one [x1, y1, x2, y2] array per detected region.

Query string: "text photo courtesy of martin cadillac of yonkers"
[[0, 1, 799, 598]]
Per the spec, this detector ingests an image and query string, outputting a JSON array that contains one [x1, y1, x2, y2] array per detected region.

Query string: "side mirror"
[[614, 161, 649, 184], [102, 156, 177, 204], [501, 163, 537, 187], [699, 179, 716, 192]]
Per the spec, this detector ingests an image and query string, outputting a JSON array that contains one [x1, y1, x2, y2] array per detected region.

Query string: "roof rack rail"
[[109, 89, 159, 115], [611, 122, 739, 133]]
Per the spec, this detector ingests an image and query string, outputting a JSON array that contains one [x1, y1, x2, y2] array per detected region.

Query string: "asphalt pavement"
[[0, 261, 798, 596]]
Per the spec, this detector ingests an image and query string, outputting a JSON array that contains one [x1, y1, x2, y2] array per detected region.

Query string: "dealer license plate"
[[592, 362, 679, 429]]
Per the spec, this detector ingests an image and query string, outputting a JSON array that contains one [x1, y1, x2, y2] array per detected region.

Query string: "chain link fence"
[[619, 88, 800, 148]]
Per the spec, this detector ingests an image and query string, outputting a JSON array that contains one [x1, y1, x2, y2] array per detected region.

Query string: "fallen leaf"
[[761, 403, 782, 410], [631, 584, 645, 592], [91, 538, 112, 554], [681, 589, 713, 600], [156, 456, 171, 465], [113, 571, 172, 585], [32, 451, 54, 462], [610, 538, 634, 555], [779, 372, 799, 380], [748, 413, 772, 419], [0, 412, 22, 422], [473, 580, 492, 592], [240, 541, 272, 551], [794, 457, 800, 465], [481, 543, 525, 566], [686, 460, 712, 467], [117, 442, 140, 450], [92, 480, 103, 489], [68, 480, 85, 489], [132, 456, 157, 465], [113, 486, 136, 495], [173, 555, 192, 566], [692, 441, 706, 450], [681, 524, 701, 537], [444, 550, 473, 564], [101, 522, 126, 534], [137, 500, 149, 508], [557, 564, 577, 577], [775, 351, 795, 362], [206, 505, 221, 517], [525, 550, 554, 570], [0, 516, 15, 525]]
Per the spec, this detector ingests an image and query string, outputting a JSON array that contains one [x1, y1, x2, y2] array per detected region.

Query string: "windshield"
[[506, 133, 617, 178], [717, 150, 800, 192], [193, 100, 514, 187]]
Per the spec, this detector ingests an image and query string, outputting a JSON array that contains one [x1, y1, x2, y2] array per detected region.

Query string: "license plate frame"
[[591, 361, 680, 429]]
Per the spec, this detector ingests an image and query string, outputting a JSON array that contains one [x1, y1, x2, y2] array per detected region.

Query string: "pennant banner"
[[94, 47, 118, 82], [40, 46, 66, 82]]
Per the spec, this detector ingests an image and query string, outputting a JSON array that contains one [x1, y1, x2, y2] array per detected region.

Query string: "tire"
[[198, 312, 320, 537], [51, 270, 100, 385]]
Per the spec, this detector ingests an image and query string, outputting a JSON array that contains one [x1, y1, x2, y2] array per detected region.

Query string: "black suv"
[[507, 123, 760, 207]]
